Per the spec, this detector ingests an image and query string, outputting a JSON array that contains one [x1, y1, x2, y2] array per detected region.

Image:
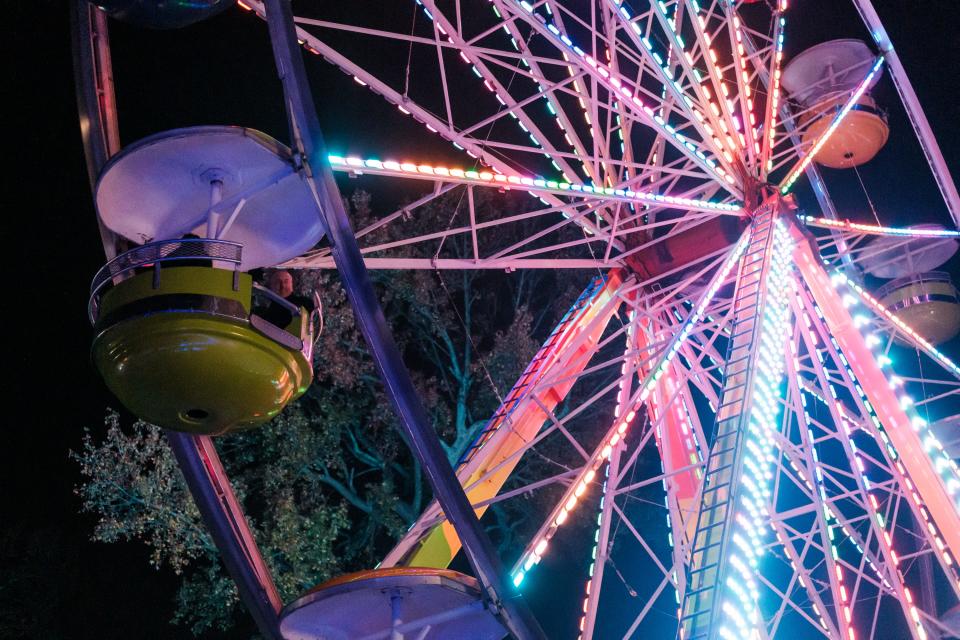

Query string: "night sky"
[[5, 1, 960, 638]]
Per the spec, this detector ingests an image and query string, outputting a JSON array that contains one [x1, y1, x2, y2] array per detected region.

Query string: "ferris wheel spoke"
[[777, 390, 909, 638], [581, 306, 649, 637], [791, 269, 960, 635], [597, 0, 736, 176], [487, 7, 604, 185], [778, 368, 849, 638], [415, 0, 592, 185], [496, 0, 738, 191], [720, 6, 762, 171], [759, 6, 787, 177], [674, 0, 752, 174], [538, 2, 619, 183], [763, 523, 842, 639], [647, 0, 744, 174], [247, 1, 617, 241]]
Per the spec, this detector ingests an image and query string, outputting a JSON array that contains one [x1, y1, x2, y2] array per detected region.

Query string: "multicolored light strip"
[[715, 220, 794, 640], [801, 215, 960, 238], [780, 56, 885, 194], [510, 232, 751, 586], [327, 155, 744, 213]]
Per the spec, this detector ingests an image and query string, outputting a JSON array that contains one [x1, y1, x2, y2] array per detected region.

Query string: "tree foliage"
[[73, 189, 603, 635]]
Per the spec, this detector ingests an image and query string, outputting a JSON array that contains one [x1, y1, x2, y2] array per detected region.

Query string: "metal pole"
[[260, 2, 545, 638], [851, 0, 960, 229], [166, 433, 284, 640], [70, 0, 120, 260], [390, 591, 404, 640], [581, 447, 621, 639]]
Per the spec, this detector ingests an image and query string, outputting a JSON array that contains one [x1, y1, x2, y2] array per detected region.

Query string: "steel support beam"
[[852, 0, 960, 229], [71, 0, 120, 260], [680, 202, 789, 640], [166, 433, 284, 639]]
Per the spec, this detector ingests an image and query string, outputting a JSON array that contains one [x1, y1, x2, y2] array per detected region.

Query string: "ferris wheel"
[[73, 0, 960, 639]]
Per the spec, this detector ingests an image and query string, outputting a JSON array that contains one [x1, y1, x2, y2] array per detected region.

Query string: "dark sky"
[[5, 1, 960, 638]]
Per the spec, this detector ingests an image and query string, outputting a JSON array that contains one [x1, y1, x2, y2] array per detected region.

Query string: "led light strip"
[[796, 290, 917, 640], [511, 232, 751, 586], [789, 326, 860, 637], [650, 0, 741, 165], [576, 461, 610, 640], [761, 9, 787, 174], [802, 215, 960, 238], [328, 155, 744, 214], [526, 1, 605, 180], [794, 378, 895, 592], [796, 384, 891, 585], [829, 273, 960, 506], [491, 3, 582, 181], [655, 313, 708, 472], [730, 13, 760, 160], [510, 0, 736, 188], [412, 0, 580, 183], [574, 308, 643, 639], [831, 271, 960, 381], [804, 281, 960, 612], [682, 0, 744, 151], [716, 220, 794, 640], [813, 329, 946, 638], [780, 56, 885, 193], [606, 0, 738, 171]]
